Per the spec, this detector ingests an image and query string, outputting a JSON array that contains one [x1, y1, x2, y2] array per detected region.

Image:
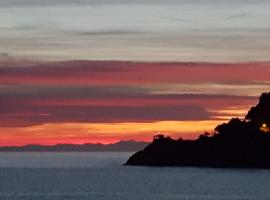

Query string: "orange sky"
[[0, 120, 227, 146]]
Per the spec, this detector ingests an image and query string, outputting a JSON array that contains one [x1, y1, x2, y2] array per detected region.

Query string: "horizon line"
[[0, 140, 151, 148]]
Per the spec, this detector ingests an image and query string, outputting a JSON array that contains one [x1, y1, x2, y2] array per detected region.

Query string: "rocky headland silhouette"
[[125, 92, 270, 168]]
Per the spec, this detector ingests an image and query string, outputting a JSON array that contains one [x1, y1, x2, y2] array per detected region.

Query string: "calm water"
[[0, 152, 270, 200]]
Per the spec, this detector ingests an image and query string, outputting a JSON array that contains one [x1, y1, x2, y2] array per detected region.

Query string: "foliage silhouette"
[[125, 92, 270, 168]]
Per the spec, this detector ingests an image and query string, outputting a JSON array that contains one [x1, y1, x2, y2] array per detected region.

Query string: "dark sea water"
[[0, 152, 270, 200]]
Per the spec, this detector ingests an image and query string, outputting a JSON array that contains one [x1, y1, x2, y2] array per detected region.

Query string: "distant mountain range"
[[0, 141, 149, 152]]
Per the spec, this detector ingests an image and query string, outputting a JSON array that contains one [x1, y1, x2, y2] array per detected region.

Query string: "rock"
[[125, 92, 270, 168]]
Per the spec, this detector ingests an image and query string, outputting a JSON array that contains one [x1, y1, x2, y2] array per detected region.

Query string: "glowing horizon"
[[0, 120, 231, 146]]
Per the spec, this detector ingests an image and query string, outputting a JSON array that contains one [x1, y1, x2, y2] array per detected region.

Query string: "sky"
[[1, 0, 270, 61], [1, 0, 270, 146]]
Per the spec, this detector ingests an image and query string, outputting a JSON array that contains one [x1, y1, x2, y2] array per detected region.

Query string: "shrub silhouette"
[[126, 92, 270, 168]]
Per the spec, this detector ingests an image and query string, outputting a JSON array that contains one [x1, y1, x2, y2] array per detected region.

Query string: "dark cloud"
[[0, 60, 131, 75], [0, 52, 40, 67], [75, 30, 143, 36], [224, 13, 250, 21], [0, 84, 256, 105], [0, 105, 210, 127], [0, 83, 257, 127], [0, 53, 16, 65], [0, 85, 150, 101], [159, 16, 193, 22], [1, 60, 270, 86]]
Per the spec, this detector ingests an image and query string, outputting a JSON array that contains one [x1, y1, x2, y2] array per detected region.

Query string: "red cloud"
[[1, 61, 270, 85]]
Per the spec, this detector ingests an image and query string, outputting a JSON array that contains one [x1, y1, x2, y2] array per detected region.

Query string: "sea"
[[0, 152, 270, 200]]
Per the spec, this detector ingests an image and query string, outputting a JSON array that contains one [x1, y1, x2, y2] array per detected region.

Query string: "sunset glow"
[[0, 60, 267, 145], [1, 0, 270, 146], [0, 120, 227, 146]]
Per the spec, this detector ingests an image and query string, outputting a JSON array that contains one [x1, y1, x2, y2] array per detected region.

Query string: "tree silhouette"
[[126, 92, 270, 168]]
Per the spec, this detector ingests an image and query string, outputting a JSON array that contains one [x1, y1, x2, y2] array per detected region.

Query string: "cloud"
[[159, 16, 193, 22], [1, 0, 270, 62], [0, 60, 266, 127], [0, 105, 210, 127], [0, 0, 268, 8], [1, 61, 270, 86], [0, 52, 40, 67], [223, 13, 250, 21], [75, 30, 143, 36], [0, 84, 257, 105], [0, 83, 257, 127], [0, 52, 17, 65]]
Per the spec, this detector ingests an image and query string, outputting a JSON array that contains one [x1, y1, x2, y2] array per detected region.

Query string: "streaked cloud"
[[0, 105, 211, 127], [1, 0, 270, 61], [0, 59, 262, 144], [0, 61, 263, 129], [1, 61, 270, 87]]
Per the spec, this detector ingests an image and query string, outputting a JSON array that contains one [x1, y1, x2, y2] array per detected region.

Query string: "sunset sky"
[[1, 0, 270, 146]]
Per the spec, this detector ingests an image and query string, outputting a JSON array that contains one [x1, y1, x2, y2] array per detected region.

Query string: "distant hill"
[[126, 92, 270, 169], [0, 141, 149, 152]]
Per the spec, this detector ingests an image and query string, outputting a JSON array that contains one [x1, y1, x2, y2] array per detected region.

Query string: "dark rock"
[[125, 92, 270, 168]]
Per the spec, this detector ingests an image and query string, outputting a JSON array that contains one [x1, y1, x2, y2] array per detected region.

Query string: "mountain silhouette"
[[125, 92, 270, 168], [0, 141, 149, 152]]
